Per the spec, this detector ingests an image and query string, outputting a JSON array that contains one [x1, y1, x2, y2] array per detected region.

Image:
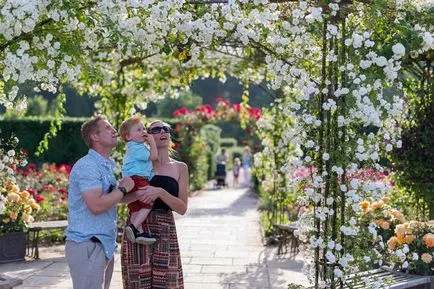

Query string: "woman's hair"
[[119, 115, 142, 142], [147, 119, 171, 128], [81, 115, 106, 148], [148, 120, 176, 157]]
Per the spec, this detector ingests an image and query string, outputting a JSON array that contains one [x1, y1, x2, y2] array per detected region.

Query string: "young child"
[[232, 157, 241, 188], [120, 116, 158, 245]]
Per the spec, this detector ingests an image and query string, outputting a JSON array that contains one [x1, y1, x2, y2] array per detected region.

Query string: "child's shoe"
[[125, 224, 139, 243], [125, 224, 156, 245], [135, 232, 157, 245]]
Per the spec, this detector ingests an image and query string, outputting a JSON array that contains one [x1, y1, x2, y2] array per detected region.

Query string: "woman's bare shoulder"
[[170, 159, 187, 170]]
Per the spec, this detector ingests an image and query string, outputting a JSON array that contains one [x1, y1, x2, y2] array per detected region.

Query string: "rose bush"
[[0, 136, 39, 234], [386, 221, 434, 275]]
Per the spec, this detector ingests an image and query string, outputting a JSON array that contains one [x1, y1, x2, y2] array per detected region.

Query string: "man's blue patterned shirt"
[[65, 149, 118, 259]]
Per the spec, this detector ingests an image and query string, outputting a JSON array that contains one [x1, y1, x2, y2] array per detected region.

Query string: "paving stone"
[[201, 265, 248, 274], [190, 257, 233, 265], [184, 273, 223, 283], [0, 186, 311, 289], [0, 261, 53, 280], [184, 282, 229, 289], [0, 273, 22, 289]]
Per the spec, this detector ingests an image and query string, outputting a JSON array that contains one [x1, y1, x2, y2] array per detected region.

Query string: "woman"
[[121, 120, 188, 289]]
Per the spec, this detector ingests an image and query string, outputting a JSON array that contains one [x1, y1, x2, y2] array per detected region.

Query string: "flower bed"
[[15, 163, 70, 222]]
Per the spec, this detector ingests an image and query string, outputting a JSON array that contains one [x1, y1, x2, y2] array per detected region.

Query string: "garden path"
[[0, 174, 309, 289]]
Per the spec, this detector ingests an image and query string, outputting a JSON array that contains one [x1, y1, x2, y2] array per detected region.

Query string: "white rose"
[[392, 43, 405, 58], [375, 56, 388, 67], [386, 144, 393, 152], [326, 251, 336, 263], [334, 268, 344, 278]]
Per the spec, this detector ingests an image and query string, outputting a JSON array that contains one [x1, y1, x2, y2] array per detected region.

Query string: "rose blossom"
[[421, 253, 433, 264]]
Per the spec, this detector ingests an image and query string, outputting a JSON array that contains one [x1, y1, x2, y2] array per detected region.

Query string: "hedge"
[[0, 116, 178, 165], [214, 121, 252, 145], [0, 117, 89, 165], [220, 137, 237, 148]]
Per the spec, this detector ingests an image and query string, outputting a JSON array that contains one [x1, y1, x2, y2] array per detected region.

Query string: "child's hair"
[[234, 157, 241, 165], [119, 115, 142, 142]]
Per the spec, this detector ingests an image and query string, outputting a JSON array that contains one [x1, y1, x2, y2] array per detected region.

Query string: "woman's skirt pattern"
[[121, 210, 184, 289]]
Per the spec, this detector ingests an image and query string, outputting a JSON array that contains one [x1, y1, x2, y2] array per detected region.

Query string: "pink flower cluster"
[[172, 97, 261, 122]]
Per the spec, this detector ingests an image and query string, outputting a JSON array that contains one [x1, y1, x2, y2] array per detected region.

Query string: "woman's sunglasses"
[[148, 126, 171, 134]]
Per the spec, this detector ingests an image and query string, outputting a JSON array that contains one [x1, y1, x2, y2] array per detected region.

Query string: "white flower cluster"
[[0, 136, 26, 184]]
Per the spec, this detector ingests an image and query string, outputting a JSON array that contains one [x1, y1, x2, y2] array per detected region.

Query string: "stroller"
[[215, 163, 227, 188]]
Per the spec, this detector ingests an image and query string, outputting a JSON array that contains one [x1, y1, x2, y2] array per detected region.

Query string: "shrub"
[[189, 136, 210, 191], [201, 124, 221, 180]]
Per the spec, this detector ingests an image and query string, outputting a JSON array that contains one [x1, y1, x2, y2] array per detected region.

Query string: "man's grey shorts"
[[65, 240, 114, 289]]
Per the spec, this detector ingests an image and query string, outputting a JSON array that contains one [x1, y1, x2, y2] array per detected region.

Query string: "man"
[[216, 148, 228, 165], [65, 115, 135, 289]]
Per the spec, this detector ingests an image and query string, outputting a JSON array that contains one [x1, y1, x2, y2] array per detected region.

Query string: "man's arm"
[[82, 177, 134, 215]]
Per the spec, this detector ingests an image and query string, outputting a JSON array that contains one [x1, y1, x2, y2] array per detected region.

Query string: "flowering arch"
[[1, 0, 433, 287]]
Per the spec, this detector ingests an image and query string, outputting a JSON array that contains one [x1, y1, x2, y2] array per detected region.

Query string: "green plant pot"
[[0, 232, 26, 263]]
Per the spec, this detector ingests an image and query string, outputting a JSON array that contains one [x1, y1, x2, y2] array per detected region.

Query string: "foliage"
[[0, 136, 39, 234], [385, 4, 434, 219], [175, 127, 209, 191], [189, 135, 210, 191], [15, 163, 70, 221], [390, 100, 433, 219], [387, 186, 421, 221], [3, 95, 55, 118], [151, 90, 203, 118], [254, 104, 296, 230]]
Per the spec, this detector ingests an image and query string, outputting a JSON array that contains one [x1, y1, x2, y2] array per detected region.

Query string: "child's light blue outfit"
[[122, 141, 154, 180]]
